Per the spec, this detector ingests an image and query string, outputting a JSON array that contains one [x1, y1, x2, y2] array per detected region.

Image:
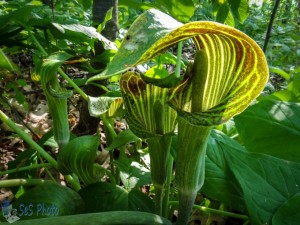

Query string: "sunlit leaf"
[[234, 100, 300, 162]]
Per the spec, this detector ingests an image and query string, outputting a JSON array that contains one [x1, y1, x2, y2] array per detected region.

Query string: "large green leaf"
[[13, 183, 84, 220], [79, 182, 154, 213], [202, 130, 246, 212], [225, 147, 300, 225], [272, 193, 300, 225], [234, 100, 300, 162], [57, 135, 99, 185]]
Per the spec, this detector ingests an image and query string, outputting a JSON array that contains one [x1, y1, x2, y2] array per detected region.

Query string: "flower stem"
[[169, 201, 249, 220], [175, 117, 212, 225], [147, 135, 172, 216]]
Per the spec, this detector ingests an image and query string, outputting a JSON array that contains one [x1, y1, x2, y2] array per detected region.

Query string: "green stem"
[[58, 68, 88, 101], [0, 110, 81, 191], [0, 163, 51, 176], [175, 117, 212, 225], [101, 115, 118, 183], [0, 179, 54, 187], [162, 154, 173, 218], [169, 201, 249, 220], [147, 135, 172, 216], [0, 110, 58, 168], [175, 42, 183, 78]]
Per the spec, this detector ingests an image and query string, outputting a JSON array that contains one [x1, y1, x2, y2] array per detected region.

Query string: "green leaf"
[[234, 100, 300, 162], [13, 183, 84, 219], [225, 148, 300, 225], [272, 193, 300, 225], [202, 130, 246, 212], [106, 129, 141, 151], [116, 158, 152, 190], [0, 48, 20, 73], [79, 182, 154, 213], [57, 135, 99, 185]]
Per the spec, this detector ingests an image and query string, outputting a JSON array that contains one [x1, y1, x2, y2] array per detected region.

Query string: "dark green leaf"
[[272, 193, 300, 225], [13, 183, 84, 220], [202, 130, 246, 212], [234, 100, 300, 162], [79, 182, 154, 213], [225, 147, 300, 225]]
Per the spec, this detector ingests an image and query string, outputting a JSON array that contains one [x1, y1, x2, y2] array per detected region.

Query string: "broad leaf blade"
[[14, 183, 84, 219], [79, 182, 154, 213], [272, 193, 300, 225], [225, 148, 300, 225], [234, 100, 300, 162], [202, 130, 246, 212]]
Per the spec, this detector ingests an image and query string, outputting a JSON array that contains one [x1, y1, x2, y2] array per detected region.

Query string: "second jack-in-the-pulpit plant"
[[90, 9, 269, 225]]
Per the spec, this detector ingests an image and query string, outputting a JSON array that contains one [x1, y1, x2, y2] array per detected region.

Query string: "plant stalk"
[[162, 153, 173, 218], [0, 110, 58, 168], [175, 117, 212, 225], [169, 201, 249, 220], [147, 135, 172, 216]]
